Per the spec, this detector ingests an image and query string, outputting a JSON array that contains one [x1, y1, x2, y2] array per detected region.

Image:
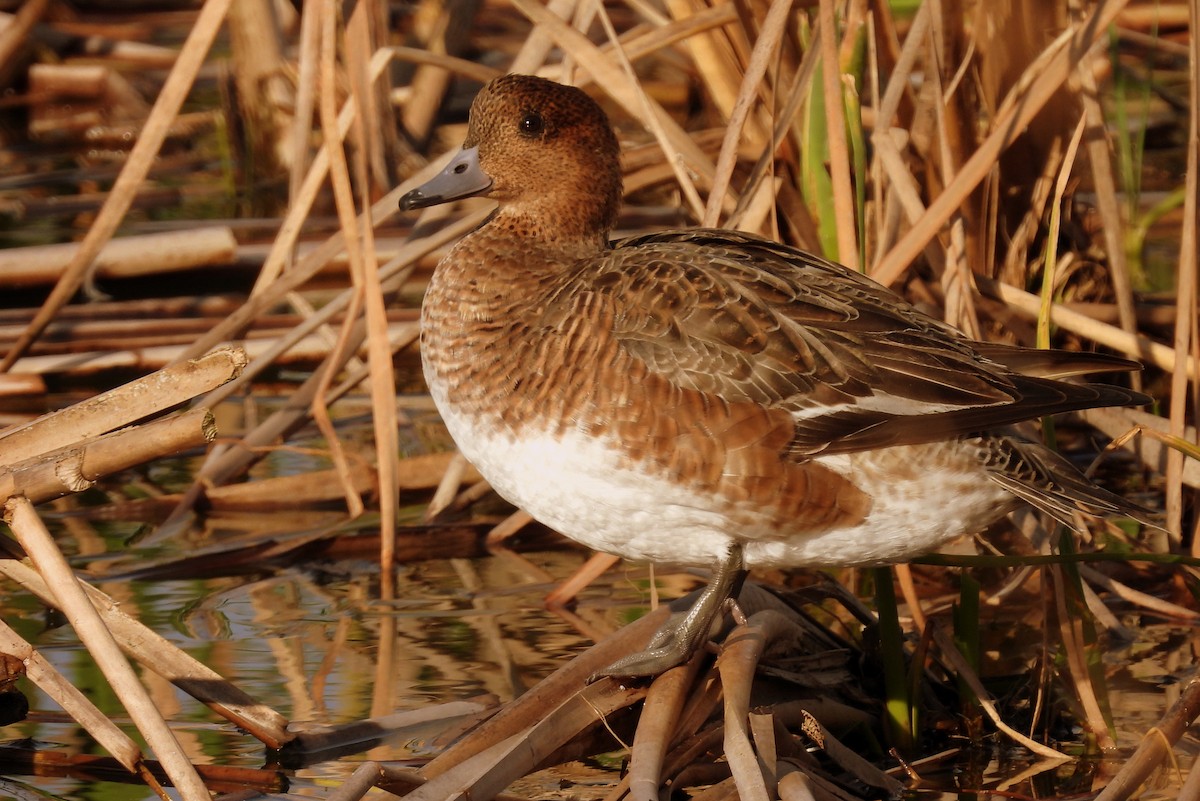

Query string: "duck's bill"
[[399, 146, 492, 210]]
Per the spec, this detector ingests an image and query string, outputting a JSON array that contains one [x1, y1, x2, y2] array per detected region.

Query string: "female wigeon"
[[401, 74, 1149, 676]]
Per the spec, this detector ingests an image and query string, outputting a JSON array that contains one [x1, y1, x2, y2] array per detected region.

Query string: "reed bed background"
[[0, 0, 1198, 799]]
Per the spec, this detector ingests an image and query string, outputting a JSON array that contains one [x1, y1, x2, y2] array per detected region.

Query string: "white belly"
[[431, 380, 1010, 569]]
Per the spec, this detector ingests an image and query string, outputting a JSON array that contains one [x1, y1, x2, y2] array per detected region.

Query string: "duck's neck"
[[486, 203, 611, 259]]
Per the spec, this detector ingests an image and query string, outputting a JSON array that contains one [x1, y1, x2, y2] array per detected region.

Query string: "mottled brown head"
[[464, 75, 622, 241]]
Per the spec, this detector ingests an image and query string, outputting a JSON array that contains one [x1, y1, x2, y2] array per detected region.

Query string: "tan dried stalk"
[[0, 347, 243, 464], [0, 408, 214, 504], [1093, 678, 1200, 801], [703, 0, 792, 228], [929, 624, 1069, 760], [628, 656, 707, 801], [0, 228, 237, 289], [1174, 0, 1200, 548], [871, 0, 1130, 287], [818, 0, 858, 269]]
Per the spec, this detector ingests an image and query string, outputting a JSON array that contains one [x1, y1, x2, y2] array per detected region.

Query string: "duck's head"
[[400, 74, 622, 244]]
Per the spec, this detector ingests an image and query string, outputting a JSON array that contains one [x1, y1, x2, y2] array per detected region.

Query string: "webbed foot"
[[597, 544, 747, 678]]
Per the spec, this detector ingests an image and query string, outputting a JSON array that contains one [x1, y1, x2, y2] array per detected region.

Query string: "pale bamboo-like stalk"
[[1075, 37, 1141, 382], [1050, 564, 1116, 750], [346, 2, 403, 587], [978, 275, 1196, 377], [247, 46, 394, 297], [513, 0, 716, 203], [3, 498, 211, 800], [589, 0, 707, 220], [0, 408, 215, 504], [0, 346, 243, 464], [311, 0, 371, 522], [0, 228, 237, 288]]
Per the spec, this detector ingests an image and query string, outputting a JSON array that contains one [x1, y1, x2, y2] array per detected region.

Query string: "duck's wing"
[[570, 229, 1146, 456]]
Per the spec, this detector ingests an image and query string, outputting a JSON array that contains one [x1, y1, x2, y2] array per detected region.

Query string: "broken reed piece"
[[0, 228, 238, 289], [1093, 677, 1200, 801], [0, 407, 216, 504], [0, 345, 246, 464]]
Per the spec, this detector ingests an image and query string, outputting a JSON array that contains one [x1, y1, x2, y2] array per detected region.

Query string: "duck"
[[400, 73, 1151, 677]]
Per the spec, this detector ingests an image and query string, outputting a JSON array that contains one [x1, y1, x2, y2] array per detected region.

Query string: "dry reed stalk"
[[513, 0, 716, 199], [0, 374, 44, 398], [343, 0, 404, 582], [227, 0, 289, 176], [871, 0, 1129, 287], [287, 0, 321, 201], [0, 0, 50, 87], [1093, 677, 1200, 801], [590, 2, 708, 220], [1078, 565, 1200, 620], [312, 0, 373, 523], [928, 624, 1068, 760], [627, 655, 707, 801], [718, 614, 789, 801], [3, 498, 211, 800], [543, 550, 622, 607], [794, 709, 903, 793], [0, 558, 292, 748], [400, 679, 648, 801], [181, 172, 425, 364], [291, 702, 491, 754], [1174, 0, 1200, 549], [702, 0, 791, 228], [396, 451, 482, 490], [0, 347, 243, 463], [0, 618, 144, 774], [6, 323, 414, 379], [199, 462, 376, 510], [347, 0, 402, 193], [1081, 407, 1200, 489], [151, 321, 419, 539], [401, 0, 479, 144], [0, 408, 214, 504], [818, 0, 857, 269], [413, 605, 667, 784], [0, 0, 235, 373], [975, 274, 1197, 377], [1074, 25, 1140, 368], [483, 508, 535, 545], [1037, 114, 1089, 349], [1049, 563, 1116, 751], [426, 450, 472, 519], [328, 761, 383, 801], [390, 45, 503, 83], [248, 47, 392, 296]]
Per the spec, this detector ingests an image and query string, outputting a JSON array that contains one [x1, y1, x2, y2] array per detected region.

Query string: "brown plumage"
[[401, 74, 1152, 675]]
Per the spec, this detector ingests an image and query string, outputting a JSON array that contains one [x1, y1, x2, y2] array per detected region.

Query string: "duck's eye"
[[519, 112, 545, 137]]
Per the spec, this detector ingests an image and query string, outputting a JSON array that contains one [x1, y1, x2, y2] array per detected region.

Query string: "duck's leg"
[[600, 543, 747, 678]]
